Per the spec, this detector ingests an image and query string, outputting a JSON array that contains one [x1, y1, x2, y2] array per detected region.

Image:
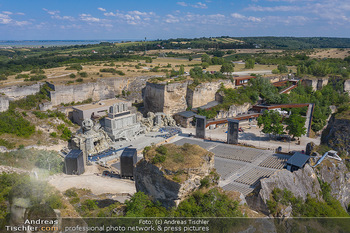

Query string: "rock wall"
[[246, 164, 322, 214], [216, 103, 252, 119], [135, 150, 214, 208], [186, 80, 235, 108], [49, 76, 150, 106], [0, 83, 42, 100], [302, 77, 329, 91], [321, 115, 350, 155], [344, 79, 350, 94], [316, 160, 350, 210], [143, 82, 166, 113], [246, 162, 350, 214], [0, 96, 9, 112], [144, 82, 189, 115], [163, 82, 189, 115], [144, 80, 235, 115]]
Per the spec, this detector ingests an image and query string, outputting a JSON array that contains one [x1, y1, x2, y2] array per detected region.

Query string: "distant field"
[[309, 48, 350, 59], [2, 54, 280, 87], [214, 38, 244, 43]]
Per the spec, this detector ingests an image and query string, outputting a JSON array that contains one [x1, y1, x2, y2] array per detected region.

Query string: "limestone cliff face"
[[143, 82, 165, 113], [246, 165, 322, 214], [302, 77, 328, 91], [144, 80, 235, 115], [345, 80, 350, 94], [134, 150, 214, 208], [0, 96, 9, 112], [0, 83, 42, 100], [49, 76, 149, 105], [186, 80, 235, 108], [246, 162, 350, 214], [163, 82, 189, 115], [316, 160, 350, 210], [321, 115, 350, 155], [216, 103, 252, 119], [144, 82, 189, 115]]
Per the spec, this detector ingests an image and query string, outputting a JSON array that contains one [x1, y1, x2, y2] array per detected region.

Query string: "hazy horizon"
[[0, 0, 350, 40]]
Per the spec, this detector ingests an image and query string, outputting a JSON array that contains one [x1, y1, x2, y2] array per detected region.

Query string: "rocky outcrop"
[[302, 77, 328, 91], [48, 76, 150, 106], [247, 160, 350, 214], [135, 144, 214, 208], [186, 80, 235, 108], [0, 165, 28, 174], [321, 115, 350, 155], [140, 112, 177, 133], [216, 103, 252, 119], [0, 95, 9, 112], [344, 79, 350, 94], [144, 82, 189, 115], [316, 160, 350, 210], [246, 164, 322, 214]]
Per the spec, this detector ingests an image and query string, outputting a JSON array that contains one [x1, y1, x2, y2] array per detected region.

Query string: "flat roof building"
[[286, 152, 310, 172], [72, 98, 130, 126], [233, 76, 256, 86]]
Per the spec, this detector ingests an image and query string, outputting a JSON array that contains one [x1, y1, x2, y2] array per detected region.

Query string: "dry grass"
[[335, 109, 350, 120], [309, 48, 350, 59]]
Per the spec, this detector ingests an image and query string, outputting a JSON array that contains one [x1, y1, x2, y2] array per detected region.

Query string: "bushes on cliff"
[[10, 84, 51, 110], [0, 110, 35, 137], [99, 68, 125, 75], [125, 189, 242, 218], [267, 187, 349, 217]]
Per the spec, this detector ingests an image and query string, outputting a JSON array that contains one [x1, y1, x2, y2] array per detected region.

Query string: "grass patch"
[[143, 143, 213, 183]]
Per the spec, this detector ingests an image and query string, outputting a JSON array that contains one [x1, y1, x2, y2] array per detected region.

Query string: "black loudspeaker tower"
[[227, 119, 239, 145], [120, 148, 137, 178], [65, 149, 85, 175], [195, 115, 206, 139]]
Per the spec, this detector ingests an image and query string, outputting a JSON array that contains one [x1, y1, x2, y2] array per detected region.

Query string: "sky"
[[0, 0, 350, 40]]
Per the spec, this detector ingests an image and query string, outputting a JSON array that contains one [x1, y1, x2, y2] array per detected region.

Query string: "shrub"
[[76, 78, 83, 82], [25, 74, 47, 82], [50, 132, 57, 138], [69, 73, 76, 78], [61, 127, 72, 141], [64, 188, 78, 198], [151, 154, 166, 164], [79, 72, 88, 77], [15, 74, 29, 79], [0, 111, 35, 137], [156, 145, 168, 155], [33, 111, 48, 119], [66, 64, 82, 71], [82, 199, 98, 211], [30, 68, 45, 74], [0, 139, 16, 149]]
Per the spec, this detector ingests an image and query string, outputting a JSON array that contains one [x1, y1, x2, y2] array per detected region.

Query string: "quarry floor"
[[48, 164, 136, 203]]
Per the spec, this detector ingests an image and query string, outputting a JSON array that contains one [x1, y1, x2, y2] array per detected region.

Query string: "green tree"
[[245, 59, 255, 69], [220, 63, 234, 73], [277, 64, 288, 73], [201, 53, 211, 64], [257, 110, 285, 137], [285, 114, 306, 139], [125, 192, 158, 217], [201, 62, 210, 69], [188, 55, 193, 61], [178, 65, 185, 75]]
